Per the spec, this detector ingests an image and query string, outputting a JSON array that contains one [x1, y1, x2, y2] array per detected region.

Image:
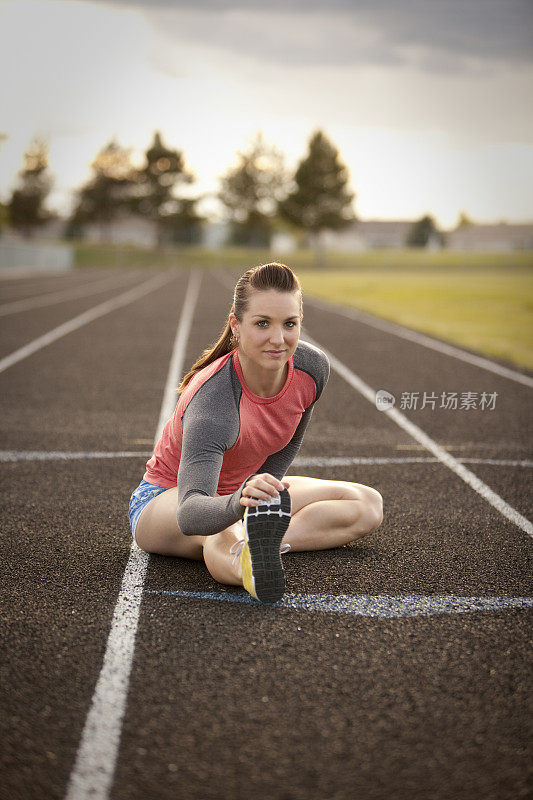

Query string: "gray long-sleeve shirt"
[[144, 340, 330, 535]]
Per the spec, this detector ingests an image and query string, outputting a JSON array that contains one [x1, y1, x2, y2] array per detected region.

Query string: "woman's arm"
[[176, 391, 248, 535]]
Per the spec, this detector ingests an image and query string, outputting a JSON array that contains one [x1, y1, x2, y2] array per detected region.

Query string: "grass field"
[[298, 265, 533, 370], [73, 242, 533, 273], [73, 243, 533, 370]]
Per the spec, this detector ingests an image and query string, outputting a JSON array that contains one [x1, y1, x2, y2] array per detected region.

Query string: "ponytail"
[[177, 319, 234, 393]]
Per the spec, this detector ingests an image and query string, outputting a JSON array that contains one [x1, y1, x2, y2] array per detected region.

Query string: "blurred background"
[[0, 0, 532, 366]]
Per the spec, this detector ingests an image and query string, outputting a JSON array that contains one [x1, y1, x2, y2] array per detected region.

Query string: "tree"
[[0, 133, 6, 236], [70, 140, 137, 240], [8, 138, 53, 237], [218, 132, 289, 247], [132, 131, 195, 248], [406, 214, 444, 248], [456, 211, 474, 229], [166, 198, 204, 245], [279, 130, 355, 263], [0, 202, 8, 238]]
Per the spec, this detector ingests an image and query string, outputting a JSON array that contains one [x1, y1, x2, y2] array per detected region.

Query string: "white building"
[[82, 215, 157, 247], [12, 216, 533, 253], [319, 220, 416, 251], [445, 223, 533, 252]]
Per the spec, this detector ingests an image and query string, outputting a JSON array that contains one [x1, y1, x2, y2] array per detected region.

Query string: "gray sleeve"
[[176, 370, 250, 536], [294, 340, 330, 400], [257, 405, 315, 479]]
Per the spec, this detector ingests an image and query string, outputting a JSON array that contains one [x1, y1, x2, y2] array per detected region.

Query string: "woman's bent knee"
[[342, 487, 383, 541], [369, 488, 384, 527], [360, 488, 383, 535]]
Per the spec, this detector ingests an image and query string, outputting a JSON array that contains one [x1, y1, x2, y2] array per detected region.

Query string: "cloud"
[[84, 0, 533, 71]]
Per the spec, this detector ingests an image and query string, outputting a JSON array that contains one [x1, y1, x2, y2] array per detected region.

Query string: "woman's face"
[[231, 288, 302, 372]]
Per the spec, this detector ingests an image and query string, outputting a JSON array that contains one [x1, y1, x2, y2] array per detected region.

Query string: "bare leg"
[[201, 477, 383, 586], [135, 487, 205, 559], [281, 476, 383, 552], [135, 486, 244, 585], [202, 522, 245, 586], [134, 476, 383, 588]]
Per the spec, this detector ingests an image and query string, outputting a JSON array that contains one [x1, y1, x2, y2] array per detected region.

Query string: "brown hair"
[[178, 262, 302, 393]]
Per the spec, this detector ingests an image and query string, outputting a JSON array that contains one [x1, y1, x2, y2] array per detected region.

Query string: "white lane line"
[[0, 273, 174, 374], [0, 267, 71, 280], [0, 272, 96, 295], [1, 450, 532, 468], [0, 451, 153, 461], [294, 456, 533, 468], [64, 269, 202, 800], [305, 294, 533, 389], [147, 589, 533, 618], [0, 272, 140, 316], [304, 332, 533, 539]]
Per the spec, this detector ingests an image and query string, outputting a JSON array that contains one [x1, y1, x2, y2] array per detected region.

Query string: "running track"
[[1, 267, 531, 800]]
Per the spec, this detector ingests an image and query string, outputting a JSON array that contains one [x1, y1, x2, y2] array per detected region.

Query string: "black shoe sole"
[[243, 488, 292, 603]]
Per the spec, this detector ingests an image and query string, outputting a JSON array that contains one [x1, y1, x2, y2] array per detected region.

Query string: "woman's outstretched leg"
[[202, 523, 245, 586], [135, 487, 206, 559], [134, 476, 383, 589], [135, 486, 245, 585]]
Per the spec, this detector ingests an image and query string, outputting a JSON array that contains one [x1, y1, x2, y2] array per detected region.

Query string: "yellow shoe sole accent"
[[239, 538, 258, 600]]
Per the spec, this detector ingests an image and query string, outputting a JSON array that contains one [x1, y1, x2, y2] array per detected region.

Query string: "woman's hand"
[[240, 473, 290, 508]]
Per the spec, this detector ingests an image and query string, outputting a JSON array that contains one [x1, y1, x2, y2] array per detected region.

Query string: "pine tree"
[[279, 130, 355, 262], [9, 138, 53, 237], [166, 198, 204, 245], [0, 133, 7, 236], [218, 132, 289, 247], [406, 214, 444, 248], [133, 132, 194, 248], [0, 201, 8, 238], [70, 140, 136, 241], [456, 211, 474, 229]]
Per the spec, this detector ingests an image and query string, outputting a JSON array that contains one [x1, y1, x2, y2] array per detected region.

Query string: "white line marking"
[[0, 272, 94, 294], [0, 451, 153, 461], [0, 272, 140, 316], [154, 270, 202, 441], [305, 295, 533, 388], [0, 267, 72, 280], [0, 273, 174, 374], [294, 456, 533, 468], [64, 270, 202, 800], [2, 450, 531, 468], [304, 331, 533, 539], [147, 589, 533, 618]]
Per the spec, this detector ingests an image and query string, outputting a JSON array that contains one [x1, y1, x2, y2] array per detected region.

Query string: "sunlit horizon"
[[1, 0, 532, 230]]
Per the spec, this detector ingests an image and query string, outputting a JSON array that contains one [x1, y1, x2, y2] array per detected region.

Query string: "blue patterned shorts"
[[128, 479, 169, 545]]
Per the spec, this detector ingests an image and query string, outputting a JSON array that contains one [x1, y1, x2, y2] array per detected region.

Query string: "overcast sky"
[[0, 0, 532, 227]]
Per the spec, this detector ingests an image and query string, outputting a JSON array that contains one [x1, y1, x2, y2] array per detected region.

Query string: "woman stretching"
[[128, 262, 383, 603]]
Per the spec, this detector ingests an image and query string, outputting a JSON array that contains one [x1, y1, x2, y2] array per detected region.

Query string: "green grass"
[[73, 242, 533, 273], [298, 265, 533, 370], [73, 242, 275, 270], [72, 242, 533, 369]]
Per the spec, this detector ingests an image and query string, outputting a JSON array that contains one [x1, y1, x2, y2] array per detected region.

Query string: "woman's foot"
[[231, 488, 292, 603]]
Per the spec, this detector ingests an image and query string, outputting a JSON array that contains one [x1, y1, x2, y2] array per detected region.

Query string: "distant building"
[[319, 220, 428, 250], [270, 231, 297, 254], [445, 223, 533, 252], [10, 216, 533, 253], [82, 216, 157, 247], [320, 220, 533, 252], [202, 222, 230, 249]]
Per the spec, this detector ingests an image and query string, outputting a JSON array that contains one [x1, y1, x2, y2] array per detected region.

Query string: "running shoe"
[[230, 488, 292, 603]]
